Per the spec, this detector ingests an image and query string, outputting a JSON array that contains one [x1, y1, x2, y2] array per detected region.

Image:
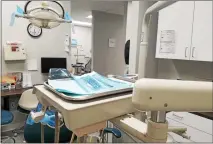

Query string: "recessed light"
[[72, 20, 92, 27], [86, 15, 92, 19]]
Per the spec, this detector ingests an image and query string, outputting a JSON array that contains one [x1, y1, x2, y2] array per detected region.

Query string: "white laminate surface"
[[167, 112, 213, 135], [167, 113, 213, 143]]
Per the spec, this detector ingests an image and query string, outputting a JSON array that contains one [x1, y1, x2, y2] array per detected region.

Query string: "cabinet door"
[[156, 1, 194, 60], [190, 1, 212, 62]]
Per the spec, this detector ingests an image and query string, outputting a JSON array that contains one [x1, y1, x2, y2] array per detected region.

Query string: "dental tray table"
[[33, 85, 135, 130], [43, 76, 135, 101]]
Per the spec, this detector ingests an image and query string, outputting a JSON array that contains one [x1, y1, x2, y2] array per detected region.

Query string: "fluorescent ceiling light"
[[86, 15, 92, 19], [72, 20, 92, 27]]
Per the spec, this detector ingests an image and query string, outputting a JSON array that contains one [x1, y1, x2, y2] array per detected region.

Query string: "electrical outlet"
[[9, 97, 19, 111], [64, 34, 71, 46]]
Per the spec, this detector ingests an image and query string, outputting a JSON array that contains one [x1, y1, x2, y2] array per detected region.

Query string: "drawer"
[[167, 118, 213, 142], [167, 132, 192, 142], [167, 112, 213, 135]]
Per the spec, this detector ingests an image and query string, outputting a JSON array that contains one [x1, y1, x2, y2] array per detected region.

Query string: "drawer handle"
[[172, 113, 184, 120], [185, 47, 188, 58], [192, 47, 195, 58]]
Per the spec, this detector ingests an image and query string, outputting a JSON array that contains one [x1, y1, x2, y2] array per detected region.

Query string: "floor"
[[1, 110, 101, 143], [1, 131, 25, 143], [1, 110, 27, 143]]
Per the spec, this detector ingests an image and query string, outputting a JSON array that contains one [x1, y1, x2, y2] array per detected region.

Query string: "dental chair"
[[18, 89, 39, 113], [12, 89, 39, 134], [5, 89, 39, 142], [16, 89, 73, 143], [24, 103, 73, 143], [1, 89, 37, 143]]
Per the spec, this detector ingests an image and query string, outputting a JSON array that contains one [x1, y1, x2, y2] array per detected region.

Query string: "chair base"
[[1, 130, 16, 143], [1, 136, 16, 143]]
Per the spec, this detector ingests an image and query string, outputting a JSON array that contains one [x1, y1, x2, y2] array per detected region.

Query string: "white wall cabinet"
[[156, 1, 194, 60], [156, 1, 212, 62], [190, 1, 212, 62]]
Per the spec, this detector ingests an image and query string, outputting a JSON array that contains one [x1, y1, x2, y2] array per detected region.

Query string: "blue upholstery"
[[26, 103, 59, 127], [103, 128, 122, 138], [24, 103, 73, 143], [1, 110, 14, 125]]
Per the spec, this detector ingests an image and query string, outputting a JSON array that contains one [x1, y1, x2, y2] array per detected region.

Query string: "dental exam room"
[[0, 0, 212, 143]]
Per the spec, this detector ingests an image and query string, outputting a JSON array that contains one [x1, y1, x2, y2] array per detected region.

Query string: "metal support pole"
[[157, 111, 166, 123], [77, 137, 81, 143], [150, 111, 158, 122], [70, 133, 75, 143], [83, 135, 88, 143], [141, 112, 147, 122], [41, 123, 44, 143], [150, 111, 166, 123], [76, 136, 85, 143], [54, 111, 60, 143]]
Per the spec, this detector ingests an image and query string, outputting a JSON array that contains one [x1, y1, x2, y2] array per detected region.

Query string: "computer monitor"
[[41, 57, 67, 73]]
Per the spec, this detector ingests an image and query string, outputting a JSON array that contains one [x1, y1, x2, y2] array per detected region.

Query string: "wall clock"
[[27, 23, 42, 38]]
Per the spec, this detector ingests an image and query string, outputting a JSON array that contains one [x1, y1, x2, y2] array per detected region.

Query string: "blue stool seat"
[[1, 110, 14, 125]]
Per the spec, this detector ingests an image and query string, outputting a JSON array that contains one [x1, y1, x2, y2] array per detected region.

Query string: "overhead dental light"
[[10, 1, 72, 29]]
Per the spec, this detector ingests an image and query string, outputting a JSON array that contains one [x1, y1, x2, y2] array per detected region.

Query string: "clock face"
[[27, 23, 42, 38]]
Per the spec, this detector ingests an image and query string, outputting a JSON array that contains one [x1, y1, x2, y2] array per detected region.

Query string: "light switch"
[[65, 34, 71, 46], [109, 38, 116, 48]]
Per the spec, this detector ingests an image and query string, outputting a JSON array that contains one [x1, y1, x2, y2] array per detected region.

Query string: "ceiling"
[[71, 1, 126, 23]]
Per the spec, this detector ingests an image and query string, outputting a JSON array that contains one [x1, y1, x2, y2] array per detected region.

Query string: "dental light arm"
[[138, 1, 176, 78], [111, 78, 212, 142], [15, 13, 71, 23], [133, 78, 213, 112]]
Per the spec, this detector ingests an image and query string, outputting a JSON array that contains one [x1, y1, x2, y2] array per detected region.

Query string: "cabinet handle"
[[172, 113, 183, 120], [192, 47, 195, 58], [185, 47, 188, 58]]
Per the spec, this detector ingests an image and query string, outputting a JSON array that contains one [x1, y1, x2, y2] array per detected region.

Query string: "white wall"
[[71, 25, 92, 64], [126, 1, 141, 74], [126, 1, 156, 75], [1, 1, 71, 84], [92, 11, 126, 76]]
